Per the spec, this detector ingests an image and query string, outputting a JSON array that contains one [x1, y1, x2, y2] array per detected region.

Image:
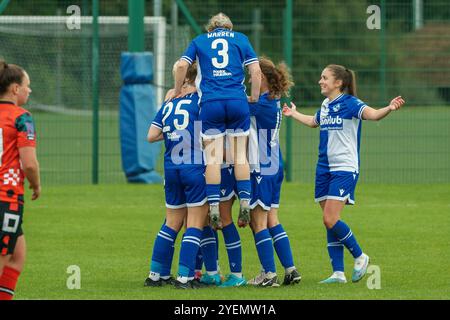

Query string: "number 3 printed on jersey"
[[211, 39, 229, 69]]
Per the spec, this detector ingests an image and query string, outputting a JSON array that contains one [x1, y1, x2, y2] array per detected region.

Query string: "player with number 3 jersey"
[[171, 13, 262, 230]]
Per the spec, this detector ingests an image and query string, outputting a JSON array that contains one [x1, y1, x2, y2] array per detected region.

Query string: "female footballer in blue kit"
[[283, 64, 405, 283], [169, 13, 262, 230], [246, 57, 301, 287], [145, 62, 210, 289]]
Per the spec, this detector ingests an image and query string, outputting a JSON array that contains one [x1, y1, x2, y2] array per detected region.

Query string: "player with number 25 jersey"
[[151, 92, 206, 208]]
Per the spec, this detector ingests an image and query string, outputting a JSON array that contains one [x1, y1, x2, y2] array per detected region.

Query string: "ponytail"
[[345, 68, 357, 97], [326, 64, 357, 97]]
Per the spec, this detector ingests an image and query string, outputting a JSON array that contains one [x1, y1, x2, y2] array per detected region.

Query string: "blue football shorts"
[[249, 169, 284, 211], [315, 170, 359, 205], [220, 165, 237, 202], [164, 166, 207, 209], [199, 99, 250, 139]]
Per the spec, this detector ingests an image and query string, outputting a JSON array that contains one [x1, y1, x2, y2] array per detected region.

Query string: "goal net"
[[0, 15, 190, 184], [0, 15, 191, 114]]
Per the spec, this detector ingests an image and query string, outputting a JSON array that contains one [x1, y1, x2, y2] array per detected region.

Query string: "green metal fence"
[[0, 0, 449, 185]]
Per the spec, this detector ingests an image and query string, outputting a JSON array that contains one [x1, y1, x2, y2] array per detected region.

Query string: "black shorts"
[[0, 201, 24, 256]]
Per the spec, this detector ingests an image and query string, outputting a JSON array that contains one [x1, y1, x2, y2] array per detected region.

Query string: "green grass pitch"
[[15, 183, 450, 300]]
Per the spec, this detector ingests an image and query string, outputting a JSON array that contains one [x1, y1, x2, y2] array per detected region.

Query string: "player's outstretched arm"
[[282, 102, 318, 128], [19, 146, 41, 200], [362, 96, 405, 121], [147, 126, 163, 143]]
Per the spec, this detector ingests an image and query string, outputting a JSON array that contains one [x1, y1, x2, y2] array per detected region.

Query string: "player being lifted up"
[[170, 13, 262, 229], [247, 57, 301, 287], [0, 60, 41, 300], [283, 64, 405, 284], [146, 61, 209, 289]]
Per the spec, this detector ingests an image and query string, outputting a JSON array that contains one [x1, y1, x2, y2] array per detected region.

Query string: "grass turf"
[[15, 183, 450, 300]]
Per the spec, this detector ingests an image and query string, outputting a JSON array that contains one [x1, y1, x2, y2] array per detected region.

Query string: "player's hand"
[[248, 96, 258, 103], [388, 96, 405, 111], [30, 184, 41, 200], [174, 90, 184, 99], [237, 220, 248, 228], [208, 216, 223, 230], [166, 89, 181, 101], [282, 102, 297, 117]]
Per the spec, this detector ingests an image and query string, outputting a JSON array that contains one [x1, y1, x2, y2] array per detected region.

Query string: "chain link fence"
[[1, 0, 448, 184]]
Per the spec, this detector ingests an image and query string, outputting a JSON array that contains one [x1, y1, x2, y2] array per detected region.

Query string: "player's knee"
[[267, 220, 279, 229], [250, 220, 261, 233], [0, 256, 10, 277], [323, 214, 337, 229], [9, 247, 26, 273], [250, 216, 266, 233], [267, 214, 279, 228], [165, 220, 183, 232], [9, 256, 25, 273], [220, 213, 233, 227]]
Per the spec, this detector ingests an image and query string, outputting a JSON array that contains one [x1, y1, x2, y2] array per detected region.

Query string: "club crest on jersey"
[[332, 104, 341, 112], [256, 176, 263, 184]]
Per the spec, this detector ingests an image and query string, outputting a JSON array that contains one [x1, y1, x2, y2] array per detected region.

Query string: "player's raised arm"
[[168, 59, 190, 101], [248, 62, 262, 102], [282, 101, 318, 128], [362, 96, 405, 121]]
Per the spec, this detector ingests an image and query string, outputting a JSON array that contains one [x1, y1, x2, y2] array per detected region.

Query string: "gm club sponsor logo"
[[320, 115, 343, 130]]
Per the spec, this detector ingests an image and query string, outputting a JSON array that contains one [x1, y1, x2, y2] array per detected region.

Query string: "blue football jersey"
[[248, 92, 283, 176], [181, 28, 258, 104], [151, 92, 203, 169], [314, 93, 367, 173]]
